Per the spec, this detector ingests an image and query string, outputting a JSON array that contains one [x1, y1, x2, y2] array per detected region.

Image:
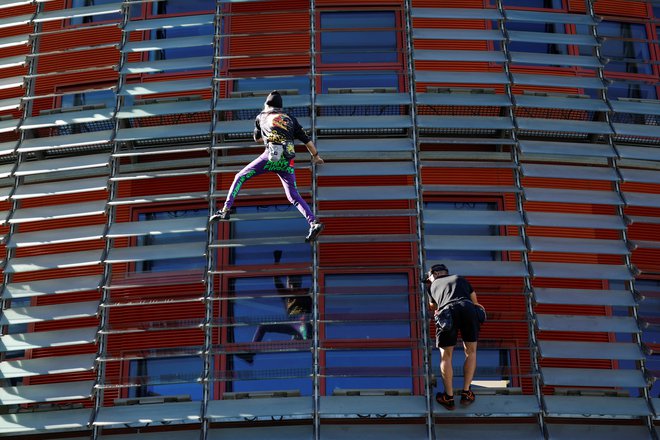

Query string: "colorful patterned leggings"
[[222, 151, 316, 225]]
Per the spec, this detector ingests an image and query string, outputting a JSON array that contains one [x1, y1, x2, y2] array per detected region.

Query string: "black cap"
[[265, 90, 283, 108], [431, 264, 448, 273]]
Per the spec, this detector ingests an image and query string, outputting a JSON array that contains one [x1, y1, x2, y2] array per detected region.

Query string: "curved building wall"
[[0, 0, 657, 439]]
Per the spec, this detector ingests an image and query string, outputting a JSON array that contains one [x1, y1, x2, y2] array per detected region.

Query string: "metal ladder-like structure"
[[585, 1, 657, 437], [91, 2, 131, 437]]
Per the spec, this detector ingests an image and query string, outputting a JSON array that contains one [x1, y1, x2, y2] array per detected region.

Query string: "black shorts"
[[436, 300, 480, 348]]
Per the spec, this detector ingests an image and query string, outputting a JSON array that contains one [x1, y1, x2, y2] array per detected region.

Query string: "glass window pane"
[[578, 22, 651, 75], [138, 208, 207, 272], [61, 89, 116, 109], [501, 0, 563, 7], [71, 0, 121, 24], [232, 76, 310, 119], [153, 0, 215, 15], [129, 356, 204, 400], [607, 81, 657, 100], [323, 273, 410, 340], [507, 21, 568, 55], [224, 277, 312, 396], [424, 201, 499, 262], [151, 25, 214, 62], [324, 349, 413, 394], [230, 205, 311, 266], [229, 276, 312, 345], [320, 11, 397, 64]]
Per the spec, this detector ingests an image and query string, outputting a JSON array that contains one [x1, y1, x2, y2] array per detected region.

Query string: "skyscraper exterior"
[[0, 0, 657, 439]]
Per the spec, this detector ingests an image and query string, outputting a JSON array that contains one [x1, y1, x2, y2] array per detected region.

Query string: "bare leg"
[[439, 345, 454, 396], [463, 341, 478, 391]]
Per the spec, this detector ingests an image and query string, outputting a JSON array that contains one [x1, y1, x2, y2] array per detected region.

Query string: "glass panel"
[[506, 21, 568, 55], [5, 297, 30, 335], [607, 81, 657, 101], [501, 0, 563, 7], [320, 72, 401, 116], [320, 11, 397, 64], [423, 201, 499, 261], [61, 89, 116, 109], [153, 0, 215, 15], [223, 276, 313, 396], [323, 273, 410, 340], [71, 0, 121, 25], [151, 24, 214, 62], [230, 205, 311, 266], [137, 208, 207, 272], [128, 356, 204, 400], [228, 275, 312, 345], [232, 76, 310, 119], [578, 22, 651, 75], [446, 348, 511, 384], [324, 349, 414, 394]]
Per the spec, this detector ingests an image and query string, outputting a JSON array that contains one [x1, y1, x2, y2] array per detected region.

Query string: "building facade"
[[0, 0, 658, 438]]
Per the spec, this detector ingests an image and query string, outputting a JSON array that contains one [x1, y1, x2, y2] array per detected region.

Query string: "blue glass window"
[[424, 201, 499, 262], [501, 0, 563, 7], [225, 277, 313, 395], [607, 80, 657, 101], [578, 22, 651, 75], [320, 71, 401, 117], [70, 0, 121, 24], [137, 208, 207, 272], [61, 89, 116, 109], [324, 349, 413, 394], [153, 0, 215, 15], [234, 76, 311, 96], [506, 21, 568, 55], [323, 273, 410, 340], [230, 205, 311, 266], [448, 349, 511, 384], [151, 24, 214, 62], [129, 356, 204, 400], [320, 11, 398, 64], [229, 275, 312, 344], [232, 76, 311, 119]]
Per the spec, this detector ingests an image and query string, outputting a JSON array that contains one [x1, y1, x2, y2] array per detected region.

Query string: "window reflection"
[[230, 205, 310, 266], [224, 276, 313, 396], [129, 356, 204, 400], [152, 0, 215, 16], [578, 22, 652, 75], [424, 201, 499, 262], [501, 0, 563, 8], [137, 209, 207, 272], [323, 273, 410, 340], [506, 21, 568, 56], [151, 25, 214, 62], [324, 349, 414, 394], [320, 11, 398, 64], [70, 0, 121, 24]]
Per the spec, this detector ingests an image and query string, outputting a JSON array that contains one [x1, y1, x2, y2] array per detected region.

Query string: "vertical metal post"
[[0, 0, 42, 366], [585, 1, 657, 438], [91, 3, 130, 438], [496, 1, 547, 438], [309, 1, 321, 438], [200, 2, 225, 439], [402, 1, 435, 439]]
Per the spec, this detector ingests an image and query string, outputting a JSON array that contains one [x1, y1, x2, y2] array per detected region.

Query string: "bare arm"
[[470, 291, 484, 310], [305, 140, 324, 164]]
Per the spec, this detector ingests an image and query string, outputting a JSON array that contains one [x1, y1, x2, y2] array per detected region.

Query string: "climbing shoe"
[[305, 221, 324, 243], [460, 388, 476, 406], [209, 208, 231, 222], [435, 392, 455, 410]]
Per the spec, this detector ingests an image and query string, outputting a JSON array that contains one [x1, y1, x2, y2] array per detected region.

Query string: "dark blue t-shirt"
[[428, 274, 474, 310]]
